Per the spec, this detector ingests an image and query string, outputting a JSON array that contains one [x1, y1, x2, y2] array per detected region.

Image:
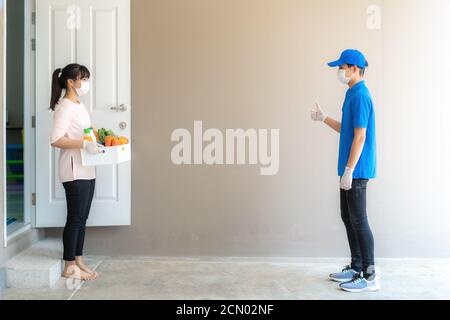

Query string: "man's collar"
[[347, 80, 365, 94]]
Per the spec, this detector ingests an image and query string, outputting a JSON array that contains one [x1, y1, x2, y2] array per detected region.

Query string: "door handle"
[[110, 104, 128, 112], [119, 122, 128, 130]]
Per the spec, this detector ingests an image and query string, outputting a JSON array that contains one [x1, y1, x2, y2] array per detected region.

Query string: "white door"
[[35, 0, 131, 227]]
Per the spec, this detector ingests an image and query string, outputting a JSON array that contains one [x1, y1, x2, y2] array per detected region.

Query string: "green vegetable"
[[95, 128, 116, 144], [98, 128, 107, 144], [106, 129, 116, 138]]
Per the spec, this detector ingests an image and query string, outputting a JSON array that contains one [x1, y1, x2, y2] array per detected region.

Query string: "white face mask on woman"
[[337, 69, 352, 84], [75, 80, 90, 96]]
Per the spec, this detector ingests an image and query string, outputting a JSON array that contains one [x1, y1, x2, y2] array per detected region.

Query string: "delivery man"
[[310, 49, 380, 292]]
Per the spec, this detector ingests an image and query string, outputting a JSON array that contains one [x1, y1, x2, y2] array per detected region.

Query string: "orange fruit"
[[111, 138, 120, 146], [119, 137, 129, 145], [104, 136, 114, 147]]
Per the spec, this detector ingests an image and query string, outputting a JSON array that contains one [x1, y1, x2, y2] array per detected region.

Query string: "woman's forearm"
[[52, 137, 84, 150]]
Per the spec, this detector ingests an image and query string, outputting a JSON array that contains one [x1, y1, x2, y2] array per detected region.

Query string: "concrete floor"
[[2, 257, 450, 300]]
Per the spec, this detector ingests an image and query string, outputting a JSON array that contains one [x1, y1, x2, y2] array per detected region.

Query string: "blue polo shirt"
[[338, 80, 377, 179]]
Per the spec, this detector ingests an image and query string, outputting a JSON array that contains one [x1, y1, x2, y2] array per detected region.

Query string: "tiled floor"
[[3, 257, 450, 300]]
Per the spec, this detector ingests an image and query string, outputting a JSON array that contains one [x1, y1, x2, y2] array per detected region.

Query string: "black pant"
[[62, 179, 96, 262], [340, 179, 375, 275]]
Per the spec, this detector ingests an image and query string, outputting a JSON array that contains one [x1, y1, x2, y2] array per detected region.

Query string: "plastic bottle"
[[88, 128, 97, 143], [84, 128, 94, 142]]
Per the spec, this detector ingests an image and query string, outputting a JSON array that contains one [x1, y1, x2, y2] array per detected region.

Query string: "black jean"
[[340, 178, 375, 275], [62, 179, 96, 262]]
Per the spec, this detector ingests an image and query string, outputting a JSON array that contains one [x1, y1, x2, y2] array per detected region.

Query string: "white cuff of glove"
[[83, 140, 105, 155]]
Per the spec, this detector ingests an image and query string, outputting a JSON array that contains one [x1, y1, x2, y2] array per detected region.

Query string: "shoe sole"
[[340, 283, 381, 293], [329, 276, 354, 283]]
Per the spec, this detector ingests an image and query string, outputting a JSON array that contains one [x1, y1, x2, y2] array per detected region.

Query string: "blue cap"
[[328, 49, 368, 69]]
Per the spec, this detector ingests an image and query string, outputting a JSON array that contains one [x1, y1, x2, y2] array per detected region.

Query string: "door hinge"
[[31, 12, 36, 25], [32, 115, 36, 128], [31, 39, 36, 51], [32, 193, 36, 206]]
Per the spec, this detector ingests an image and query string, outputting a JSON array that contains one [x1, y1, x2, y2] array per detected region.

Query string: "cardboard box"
[[81, 144, 131, 166]]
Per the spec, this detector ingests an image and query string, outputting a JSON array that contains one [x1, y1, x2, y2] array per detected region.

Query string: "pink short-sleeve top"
[[49, 98, 96, 183]]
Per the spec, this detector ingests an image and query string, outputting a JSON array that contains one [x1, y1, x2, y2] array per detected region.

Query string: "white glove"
[[340, 167, 354, 191], [83, 140, 105, 155], [311, 102, 327, 122]]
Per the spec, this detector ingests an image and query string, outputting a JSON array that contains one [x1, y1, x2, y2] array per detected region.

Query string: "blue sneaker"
[[329, 265, 360, 283], [339, 273, 381, 293]]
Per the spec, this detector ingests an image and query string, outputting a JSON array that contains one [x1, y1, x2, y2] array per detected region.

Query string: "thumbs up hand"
[[311, 102, 327, 122]]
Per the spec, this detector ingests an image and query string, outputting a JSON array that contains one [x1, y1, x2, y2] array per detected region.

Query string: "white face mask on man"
[[75, 80, 90, 96], [337, 69, 352, 84]]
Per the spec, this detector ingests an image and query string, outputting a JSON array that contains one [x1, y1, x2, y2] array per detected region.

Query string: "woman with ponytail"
[[49, 63, 104, 281]]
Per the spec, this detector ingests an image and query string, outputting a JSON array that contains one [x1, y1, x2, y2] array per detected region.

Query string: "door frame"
[[2, 0, 35, 247], [34, 0, 132, 228]]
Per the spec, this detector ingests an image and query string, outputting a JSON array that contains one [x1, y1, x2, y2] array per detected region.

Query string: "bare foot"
[[76, 259, 99, 279], [62, 265, 95, 281]]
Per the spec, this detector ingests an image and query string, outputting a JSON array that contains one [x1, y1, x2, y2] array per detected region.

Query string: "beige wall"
[[73, 0, 375, 257], [32, 0, 450, 258]]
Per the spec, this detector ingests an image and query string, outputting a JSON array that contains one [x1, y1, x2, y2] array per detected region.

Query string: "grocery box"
[[81, 143, 131, 166]]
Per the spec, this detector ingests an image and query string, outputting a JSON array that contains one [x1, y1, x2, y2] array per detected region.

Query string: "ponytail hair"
[[49, 68, 63, 111], [49, 63, 91, 111]]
